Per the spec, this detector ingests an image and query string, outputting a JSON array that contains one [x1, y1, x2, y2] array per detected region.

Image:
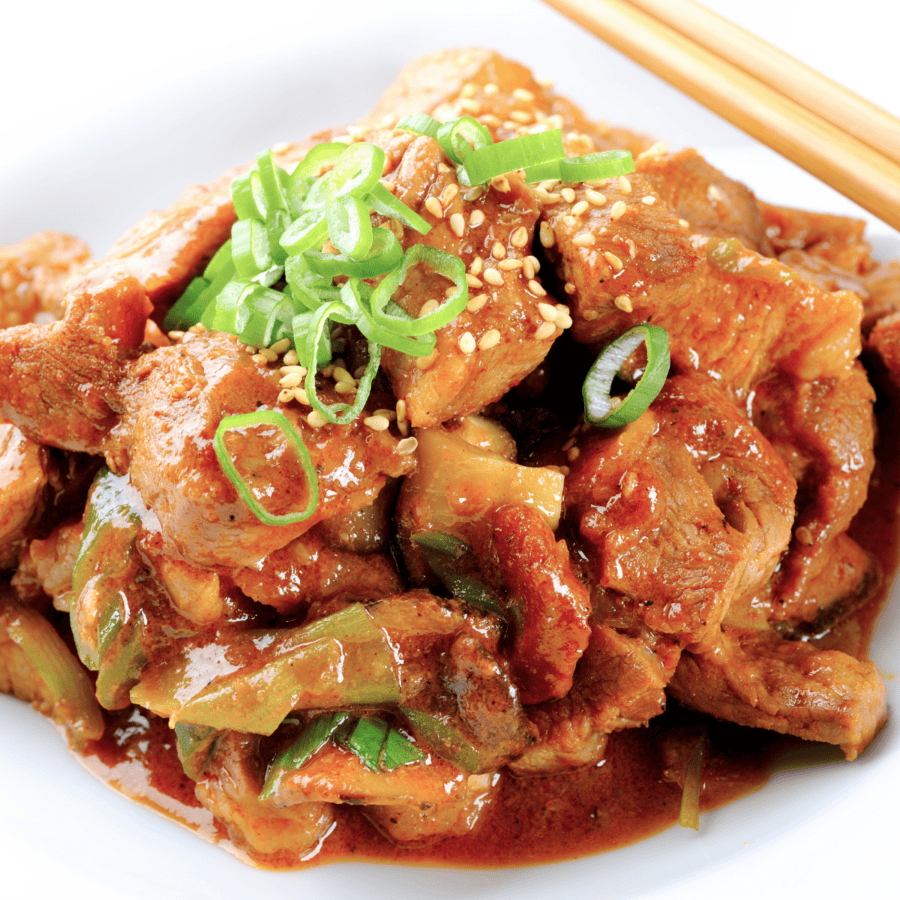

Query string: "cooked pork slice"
[[669, 628, 887, 760], [378, 134, 560, 427], [106, 330, 415, 569], [867, 309, 900, 394], [0, 232, 91, 327], [194, 732, 335, 866], [509, 624, 680, 775], [860, 258, 900, 333], [566, 375, 795, 649], [635, 148, 772, 254], [0, 425, 51, 570], [12, 520, 83, 607], [749, 363, 875, 622]]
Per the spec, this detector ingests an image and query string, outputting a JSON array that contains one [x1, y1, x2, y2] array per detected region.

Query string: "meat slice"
[[0, 232, 91, 328], [378, 134, 560, 427], [669, 629, 887, 760], [106, 330, 416, 569], [868, 309, 900, 394], [565, 375, 796, 649], [0, 425, 51, 570]]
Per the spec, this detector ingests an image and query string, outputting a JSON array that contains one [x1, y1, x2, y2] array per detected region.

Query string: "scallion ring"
[[583, 323, 670, 428], [558, 149, 635, 183], [458, 129, 565, 186]]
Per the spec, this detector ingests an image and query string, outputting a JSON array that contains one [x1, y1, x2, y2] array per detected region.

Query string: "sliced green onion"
[[396, 113, 442, 139], [400, 707, 482, 773], [339, 716, 390, 772], [411, 532, 469, 559], [583, 323, 670, 428], [255, 149, 290, 213], [290, 142, 348, 182], [259, 712, 350, 800], [304, 227, 402, 279], [558, 149, 635, 183], [162, 276, 210, 332], [381, 727, 426, 769], [367, 182, 431, 235], [232, 169, 268, 221], [326, 141, 385, 201], [174, 722, 223, 781], [459, 130, 565, 186], [279, 211, 328, 257], [213, 410, 318, 526], [368, 244, 468, 337], [435, 116, 492, 164], [326, 194, 373, 258], [679, 737, 705, 831], [202, 239, 235, 281]]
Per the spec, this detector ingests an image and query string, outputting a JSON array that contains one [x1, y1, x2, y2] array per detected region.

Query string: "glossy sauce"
[[68, 399, 900, 871]]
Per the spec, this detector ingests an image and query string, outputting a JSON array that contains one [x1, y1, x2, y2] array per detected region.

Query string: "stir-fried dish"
[[2, 48, 899, 869]]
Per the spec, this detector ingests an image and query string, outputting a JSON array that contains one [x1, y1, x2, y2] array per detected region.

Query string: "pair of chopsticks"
[[542, 0, 900, 232]]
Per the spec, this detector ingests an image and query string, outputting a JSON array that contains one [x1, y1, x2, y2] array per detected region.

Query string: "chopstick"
[[541, 0, 900, 232]]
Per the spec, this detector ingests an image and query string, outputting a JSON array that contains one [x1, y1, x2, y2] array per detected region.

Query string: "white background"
[[1, 2, 898, 899]]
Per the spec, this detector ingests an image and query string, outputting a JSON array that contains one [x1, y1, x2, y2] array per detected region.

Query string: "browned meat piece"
[[669, 629, 887, 760], [565, 375, 795, 649], [485, 504, 591, 705], [749, 363, 875, 622], [510, 624, 680, 775], [0, 232, 91, 328], [0, 425, 52, 570], [868, 309, 900, 394], [108, 330, 416, 569], [364, 47, 652, 156], [378, 134, 561, 427], [760, 201, 872, 274], [231, 522, 404, 616], [12, 520, 83, 607], [194, 732, 335, 866], [861, 259, 900, 332], [636, 148, 772, 254]]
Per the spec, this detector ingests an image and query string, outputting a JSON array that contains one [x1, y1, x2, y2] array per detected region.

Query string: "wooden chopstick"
[[541, 0, 900, 232]]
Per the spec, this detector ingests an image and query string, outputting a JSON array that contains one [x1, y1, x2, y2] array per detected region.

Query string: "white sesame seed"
[[295, 388, 310, 405], [535, 188, 561, 204], [469, 209, 486, 228], [483, 268, 504, 286], [610, 200, 628, 220], [466, 274, 484, 289], [614, 294, 633, 312], [441, 184, 459, 206], [479, 329, 502, 350], [364, 415, 391, 432], [282, 349, 299, 366], [424, 196, 444, 218], [269, 337, 292, 354], [280, 364, 307, 375], [535, 321, 557, 340], [458, 331, 477, 354], [567, 446, 581, 462], [508, 226, 527, 249], [251, 353, 269, 365], [373, 408, 397, 421], [561, 187, 577, 203], [278, 388, 295, 404], [572, 199, 590, 217], [484, 82, 499, 95], [586, 189, 607, 206], [490, 175, 511, 193], [679, 218, 690, 229], [603, 251, 624, 271], [469, 256, 484, 277], [396, 399, 407, 421], [557, 312, 573, 329], [307, 411, 327, 428], [260, 348, 279, 362], [625, 237, 638, 258], [280, 372, 305, 388], [513, 87, 535, 102], [332, 366, 355, 384], [523, 258, 536, 280], [419, 299, 441, 319], [564, 282, 577, 295], [458, 98, 481, 115], [397, 437, 419, 454], [334, 382, 357, 396], [467, 292, 489, 312], [449, 212, 466, 238], [573, 233, 595, 248], [528, 279, 547, 296], [491, 241, 507, 259], [617, 176, 632, 194], [642, 196, 657, 206], [509, 110, 533, 124], [539, 221, 556, 247], [437, 162, 451, 174], [538, 301, 558, 322], [480, 113, 502, 128]]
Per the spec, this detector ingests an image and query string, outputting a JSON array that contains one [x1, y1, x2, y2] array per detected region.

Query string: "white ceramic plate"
[[2, 3, 898, 899]]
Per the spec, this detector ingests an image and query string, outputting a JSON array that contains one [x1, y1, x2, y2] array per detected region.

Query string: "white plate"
[[2, 3, 898, 899]]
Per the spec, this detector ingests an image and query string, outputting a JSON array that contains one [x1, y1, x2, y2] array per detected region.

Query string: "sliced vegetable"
[[582, 323, 670, 428], [458, 130, 565, 186], [174, 722, 224, 781], [400, 707, 482, 774], [340, 716, 390, 772], [380, 726, 426, 770], [679, 737, 705, 831]]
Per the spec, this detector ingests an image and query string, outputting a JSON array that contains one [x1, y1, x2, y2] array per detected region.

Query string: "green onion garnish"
[[213, 410, 318, 526], [678, 737, 705, 831], [583, 324, 670, 428]]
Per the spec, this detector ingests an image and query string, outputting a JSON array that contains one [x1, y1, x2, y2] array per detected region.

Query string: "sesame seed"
[[539, 221, 556, 247], [467, 292, 489, 312], [490, 175, 511, 193], [364, 415, 391, 431], [535, 321, 557, 340], [625, 237, 638, 258], [419, 299, 441, 319], [679, 218, 690, 229], [469, 209, 486, 227], [499, 258, 523, 271], [334, 382, 356, 396], [642, 196, 657, 206], [251, 353, 269, 365], [610, 200, 628, 220], [523, 258, 536, 280], [332, 366, 355, 385], [449, 212, 466, 238], [441, 184, 459, 206], [528, 279, 547, 296], [603, 251, 624, 271], [538, 301, 558, 322], [527, 255, 541, 273], [396, 399, 407, 421], [307, 411, 327, 428], [617, 176, 632, 194], [397, 437, 419, 454], [437, 162, 451, 174], [480, 113, 502, 128], [509, 110, 533, 124], [260, 347, 279, 362], [510, 225, 529, 248], [557, 311, 574, 329], [572, 199, 590, 217], [373, 408, 397, 421], [282, 349, 299, 366], [479, 329, 502, 350], [469, 256, 484, 277], [458, 98, 481, 115], [513, 87, 535, 102], [458, 331, 477, 354], [564, 282, 577, 295], [167, 330, 185, 341], [560, 187, 577, 203], [279, 372, 305, 388], [484, 82, 499, 95], [614, 294, 633, 312], [466, 274, 484, 289], [483, 268, 504, 286], [567, 446, 581, 462], [586, 189, 607, 206], [795, 526, 814, 545], [535, 187, 561, 204], [562, 215, 577, 228], [295, 388, 310, 405], [424, 197, 443, 218], [491, 241, 507, 259], [278, 388, 295, 404], [269, 337, 292, 354], [280, 364, 307, 375], [573, 233, 595, 248]]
